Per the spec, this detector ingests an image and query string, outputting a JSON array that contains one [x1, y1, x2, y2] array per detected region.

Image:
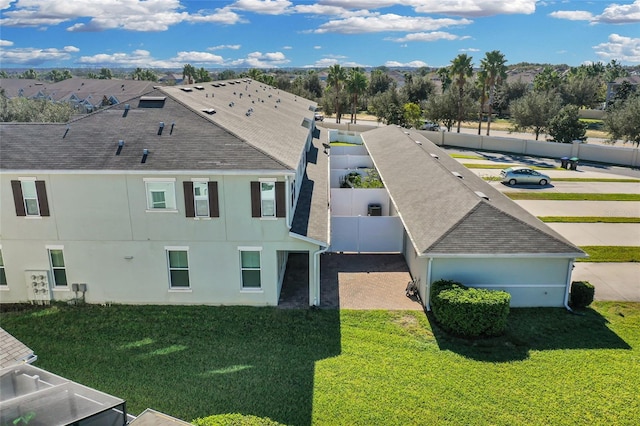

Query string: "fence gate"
[[330, 216, 404, 253]]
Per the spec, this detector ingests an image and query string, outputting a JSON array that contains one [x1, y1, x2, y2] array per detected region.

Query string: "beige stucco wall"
[[0, 172, 318, 305]]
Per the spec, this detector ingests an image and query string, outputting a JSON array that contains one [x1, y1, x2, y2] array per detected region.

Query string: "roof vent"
[[63, 124, 70, 139], [474, 191, 490, 200], [180, 87, 193, 92], [170, 122, 175, 135], [194, 85, 204, 90], [430, 153, 439, 159], [452, 172, 463, 179], [141, 149, 149, 164], [158, 122, 165, 135], [123, 103, 130, 117], [116, 140, 124, 155], [415, 140, 422, 145], [229, 102, 234, 107], [203, 108, 216, 115]]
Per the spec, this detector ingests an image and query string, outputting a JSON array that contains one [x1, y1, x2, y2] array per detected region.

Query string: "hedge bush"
[[192, 414, 287, 426], [431, 279, 511, 337], [570, 281, 595, 309]]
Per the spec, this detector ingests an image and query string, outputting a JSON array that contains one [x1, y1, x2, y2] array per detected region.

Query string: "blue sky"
[[0, 0, 639, 70]]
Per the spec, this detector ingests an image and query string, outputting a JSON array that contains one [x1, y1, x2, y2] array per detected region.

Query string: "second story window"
[[183, 181, 219, 218], [144, 179, 176, 211], [11, 179, 50, 217], [261, 182, 276, 217], [251, 180, 286, 219]]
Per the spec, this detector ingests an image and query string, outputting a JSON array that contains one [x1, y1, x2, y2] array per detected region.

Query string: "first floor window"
[[240, 250, 261, 289], [48, 249, 67, 287], [167, 249, 190, 288], [145, 180, 176, 210], [0, 249, 6, 286]]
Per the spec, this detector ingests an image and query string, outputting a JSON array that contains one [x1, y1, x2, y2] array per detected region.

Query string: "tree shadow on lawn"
[[428, 307, 631, 363]]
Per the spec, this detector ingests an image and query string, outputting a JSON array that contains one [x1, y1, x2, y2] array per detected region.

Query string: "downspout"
[[312, 245, 329, 306], [563, 258, 575, 313], [425, 257, 433, 311]]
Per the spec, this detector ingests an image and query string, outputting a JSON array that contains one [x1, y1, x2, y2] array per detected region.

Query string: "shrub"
[[430, 279, 510, 337], [192, 414, 287, 426], [570, 281, 595, 309]]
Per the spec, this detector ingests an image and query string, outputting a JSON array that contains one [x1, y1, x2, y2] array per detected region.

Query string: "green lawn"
[[578, 246, 640, 262], [505, 193, 640, 201], [2, 303, 639, 425], [539, 216, 640, 223]]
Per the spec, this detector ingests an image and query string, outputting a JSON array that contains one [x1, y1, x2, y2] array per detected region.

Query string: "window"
[[261, 182, 276, 217], [251, 181, 285, 218], [145, 179, 176, 210], [0, 249, 6, 286], [183, 181, 219, 218], [11, 179, 50, 217], [240, 249, 261, 289], [48, 249, 67, 287], [167, 249, 190, 288]]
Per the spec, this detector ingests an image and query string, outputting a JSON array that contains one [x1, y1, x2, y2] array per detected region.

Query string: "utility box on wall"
[[24, 270, 52, 303]]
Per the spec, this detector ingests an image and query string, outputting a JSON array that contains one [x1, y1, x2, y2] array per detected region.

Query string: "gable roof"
[[0, 80, 316, 172], [362, 125, 584, 257]]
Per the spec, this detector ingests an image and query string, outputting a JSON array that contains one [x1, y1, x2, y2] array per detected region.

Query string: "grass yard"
[[578, 246, 640, 262], [1, 303, 639, 426], [505, 193, 640, 201]]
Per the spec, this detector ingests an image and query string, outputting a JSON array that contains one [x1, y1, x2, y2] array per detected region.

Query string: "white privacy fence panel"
[[330, 145, 368, 156], [328, 130, 363, 144], [330, 188, 389, 216], [331, 216, 404, 253], [330, 155, 374, 170]]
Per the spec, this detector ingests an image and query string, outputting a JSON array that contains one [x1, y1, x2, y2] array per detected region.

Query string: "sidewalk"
[[573, 263, 640, 302]]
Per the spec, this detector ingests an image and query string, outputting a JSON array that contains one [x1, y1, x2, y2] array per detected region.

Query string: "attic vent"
[[229, 102, 235, 107], [212, 83, 219, 87], [181, 87, 193, 92], [116, 140, 124, 155], [308, 106, 315, 111], [430, 153, 439, 159], [141, 149, 149, 164], [170, 122, 175, 135], [474, 191, 490, 200], [194, 86, 204, 90], [139, 96, 166, 108], [203, 108, 216, 115], [452, 172, 463, 179]]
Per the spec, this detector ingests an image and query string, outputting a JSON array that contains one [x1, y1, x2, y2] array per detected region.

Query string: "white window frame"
[[239, 247, 263, 291], [19, 178, 40, 217], [259, 178, 276, 219], [47, 246, 67, 288], [191, 178, 210, 218], [166, 247, 191, 290], [0, 246, 7, 288], [144, 178, 177, 212]]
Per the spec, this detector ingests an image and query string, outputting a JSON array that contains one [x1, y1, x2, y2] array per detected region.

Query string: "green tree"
[[346, 68, 368, 123], [604, 94, 640, 146], [0, 93, 74, 123], [450, 53, 474, 133], [560, 76, 603, 109], [304, 70, 323, 99], [99, 68, 113, 80], [492, 79, 529, 117], [195, 67, 211, 83], [368, 69, 393, 96], [403, 102, 423, 129], [426, 87, 474, 132], [182, 64, 196, 84], [436, 67, 451, 93], [548, 105, 587, 143], [327, 64, 347, 123], [87, 72, 99, 79], [401, 74, 435, 105], [21, 69, 38, 79], [216, 69, 236, 81], [533, 66, 562, 93], [510, 91, 562, 140], [604, 59, 628, 82], [480, 50, 508, 135], [369, 87, 403, 125], [0, 70, 8, 78]]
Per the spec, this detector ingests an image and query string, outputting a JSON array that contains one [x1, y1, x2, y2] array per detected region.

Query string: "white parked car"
[[500, 166, 551, 186]]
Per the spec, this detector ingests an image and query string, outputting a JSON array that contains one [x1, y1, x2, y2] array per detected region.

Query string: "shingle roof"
[[0, 327, 36, 368], [362, 125, 584, 257], [0, 80, 316, 172], [290, 127, 329, 245]]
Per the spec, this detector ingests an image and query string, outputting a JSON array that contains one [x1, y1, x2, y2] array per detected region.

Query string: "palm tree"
[[480, 50, 507, 135], [327, 64, 346, 123], [450, 53, 474, 133], [182, 64, 196, 85], [346, 68, 368, 123], [437, 67, 451, 93], [476, 69, 488, 135]]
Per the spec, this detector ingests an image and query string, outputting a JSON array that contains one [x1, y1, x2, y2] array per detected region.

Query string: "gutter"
[[563, 259, 577, 313], [425, 257, 433, 312]]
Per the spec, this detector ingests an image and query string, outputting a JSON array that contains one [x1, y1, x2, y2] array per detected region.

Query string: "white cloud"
[[548, 10, 593, 21], [229, 51, 290, 67], [595, 0, 640, 24], [0, 46, 79, 66], [387, 31, 463, 42], [0, 0, 13, 9], [385, 60, 428, 67], [0, 0, 243, 31], [411, 0, 537, 17], [208, 44, 242, 51], [0, 39, 14, 46], [593, 34, 640, 63], [231, 0, 293, 15], [314, 45, 322, 49], [282, 45, 293, 50], [174, 51, 225, 63], [312, 14, 472, 34]]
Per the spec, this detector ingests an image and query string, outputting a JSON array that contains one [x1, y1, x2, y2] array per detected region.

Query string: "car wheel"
[[539, 179, 548, 186], [509, 179, 517, 186]]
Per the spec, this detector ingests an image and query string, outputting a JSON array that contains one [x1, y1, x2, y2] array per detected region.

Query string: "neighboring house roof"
[[0, 78, 43, 98], [0, 327, 36, 368], [290, 127, 329, 245], [1, 80, 315, 172], [362, 125, 584, 257], [129, 408, 192, 425]]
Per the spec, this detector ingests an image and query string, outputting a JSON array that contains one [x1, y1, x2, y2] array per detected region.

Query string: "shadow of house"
[[429, 308, 631, 363]]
